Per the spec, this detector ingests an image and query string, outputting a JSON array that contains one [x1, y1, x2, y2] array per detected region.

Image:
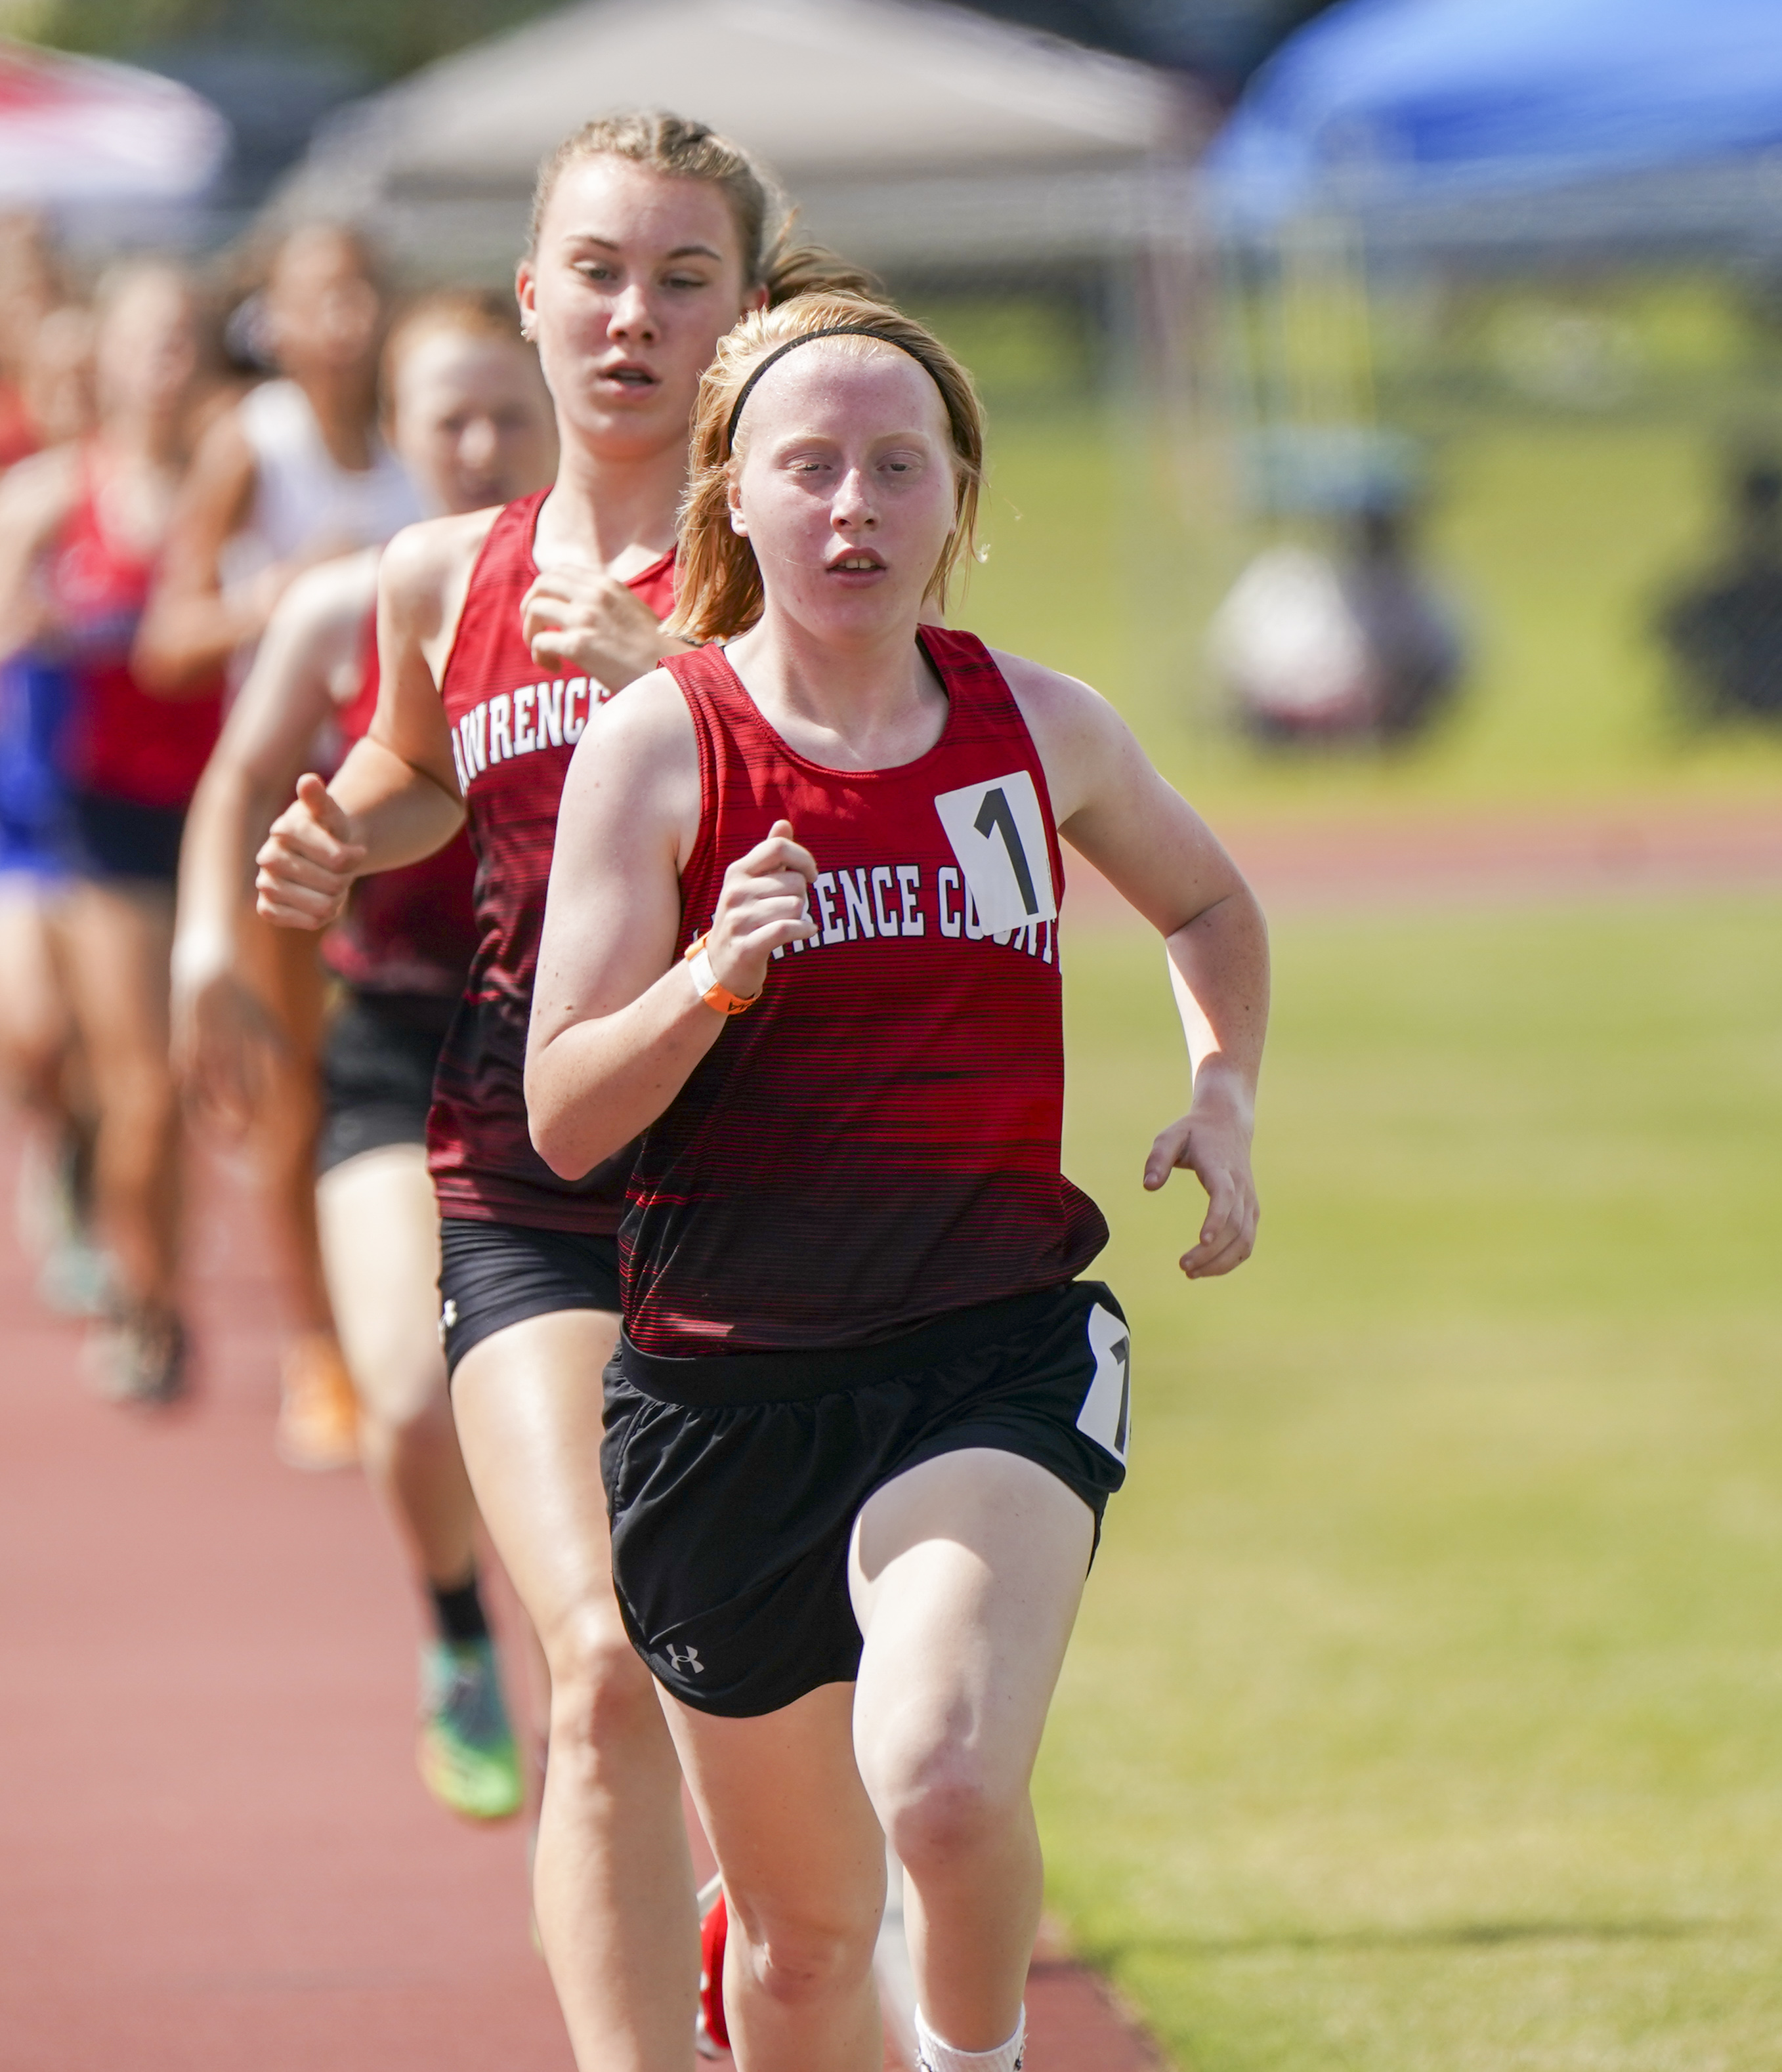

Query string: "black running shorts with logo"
[[316, 989, 454, 1177], [438, 1217, 622, 1380], [603, 1279, 1131, 1719]]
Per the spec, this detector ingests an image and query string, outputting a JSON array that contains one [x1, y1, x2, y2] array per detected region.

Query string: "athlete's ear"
[[515, 259, 538, 345], [741, 283, 769, 316], [727, 467, 748, 536]]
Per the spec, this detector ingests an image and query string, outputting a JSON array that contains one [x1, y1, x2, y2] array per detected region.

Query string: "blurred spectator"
[[1212, 496, 1466, 746], [1657, 450, 1782, 724]]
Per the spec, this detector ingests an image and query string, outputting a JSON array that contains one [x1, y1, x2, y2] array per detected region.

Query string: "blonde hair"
[[384, 287, 525, 373], [670, 294, 984, 643], [528, 108, 878, 305]]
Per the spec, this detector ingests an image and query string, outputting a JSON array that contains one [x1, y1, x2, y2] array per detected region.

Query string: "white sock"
[[913, 2005, 1025, 2072]]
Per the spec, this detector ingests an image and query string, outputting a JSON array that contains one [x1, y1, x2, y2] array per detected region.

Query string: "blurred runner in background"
[[0, 215, 58, 471], [173, 289, 556, 1820], [254, 110, 874, 2068], [137, 224, 420, 1466], [0, 261, 220, 1403], [0, 225, 99, 1315]]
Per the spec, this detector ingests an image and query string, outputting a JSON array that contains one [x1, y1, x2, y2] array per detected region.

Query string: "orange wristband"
[[684, 931, 760, 1016]]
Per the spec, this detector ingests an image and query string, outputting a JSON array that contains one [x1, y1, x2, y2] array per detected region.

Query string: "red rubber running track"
[[0, 1128, 1158, 2071]]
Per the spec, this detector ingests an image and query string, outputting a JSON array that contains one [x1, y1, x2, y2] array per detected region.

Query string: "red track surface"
[[0, 1130, 1158, 2071], [1067, 793, 1782, 925]]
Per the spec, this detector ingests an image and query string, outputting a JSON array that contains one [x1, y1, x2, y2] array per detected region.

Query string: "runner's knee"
[[546, 1611, 658, 1748], [872, 1739, 1023, 1875], [729, 1893, 880, 2012], [353, 1350, 449, 1435], [94, 1057, 177, 1158]]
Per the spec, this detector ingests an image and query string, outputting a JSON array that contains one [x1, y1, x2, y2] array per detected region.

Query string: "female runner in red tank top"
[[171, 292, 556, 1820], [253, 114, 877, 2066], [0, 261, 221, 1401], [524, 295, 1271, 2072]]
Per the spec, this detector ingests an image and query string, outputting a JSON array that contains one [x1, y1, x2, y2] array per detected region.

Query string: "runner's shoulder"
[[983, 645, 1145, 824], [580, 663, 694, 757], [380, 507, 502, 601], [985, 645, 1124, 743], [269, 545, 380, 648], [377, 506, 505, 643], [567, 664, 699, 846]]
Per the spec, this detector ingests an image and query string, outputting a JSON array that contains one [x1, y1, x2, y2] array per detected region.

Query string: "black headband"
[[724, 326, 942, 454]]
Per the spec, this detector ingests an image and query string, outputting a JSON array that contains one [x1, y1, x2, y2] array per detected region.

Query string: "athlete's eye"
[[666, 274, 711, 291]]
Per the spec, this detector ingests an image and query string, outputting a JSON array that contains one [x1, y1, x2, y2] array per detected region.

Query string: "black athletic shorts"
[[438, 1216, 622, 1380], [316, 989, 454, 1177], [71, 789, 185, 884], [603, 1279, 1131, 1720]]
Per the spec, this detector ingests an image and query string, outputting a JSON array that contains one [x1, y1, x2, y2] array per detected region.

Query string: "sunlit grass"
[[1039, 898, 1782, 2069], [954, 401, 1782, 820]]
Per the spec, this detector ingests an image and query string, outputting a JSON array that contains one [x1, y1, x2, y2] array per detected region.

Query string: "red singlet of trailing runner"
[[326, 611, 478, 1000], [51, 450, 222, 809], [624, 627, 1109, 1355], [429, 490, 676, 1228]]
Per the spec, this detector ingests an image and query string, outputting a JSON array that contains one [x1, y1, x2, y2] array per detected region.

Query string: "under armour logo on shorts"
[[665, 1643, 706, 1676], [437, 1298, 457, 1347]]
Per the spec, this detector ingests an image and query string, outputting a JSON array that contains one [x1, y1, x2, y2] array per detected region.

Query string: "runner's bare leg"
[[316, 1145, 476, 1583], [452, 1308, 697, 2071], [851, 1447, 1092, 2052], [664, 1681, 886, 2072]]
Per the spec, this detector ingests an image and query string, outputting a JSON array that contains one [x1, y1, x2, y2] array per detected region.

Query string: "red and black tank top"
[[50, 448, 222, 809], [429, 490, 677, 1229], [324, 606, 479, 1001], [623, 627, 1108, 1355]]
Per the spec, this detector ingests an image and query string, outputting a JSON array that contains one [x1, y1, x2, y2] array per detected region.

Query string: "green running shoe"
[[417, 1638, 524, 1821]]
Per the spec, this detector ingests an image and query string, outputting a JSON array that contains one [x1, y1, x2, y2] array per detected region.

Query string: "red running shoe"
[[697, 1877, 730, 2056]]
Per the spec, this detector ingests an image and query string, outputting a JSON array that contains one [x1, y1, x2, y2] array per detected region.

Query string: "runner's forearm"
[[1164, 885, 1269, 1112], [328, 734, 466, 876], [173, 757, 276, 979], [527, 965, 726, 1179]]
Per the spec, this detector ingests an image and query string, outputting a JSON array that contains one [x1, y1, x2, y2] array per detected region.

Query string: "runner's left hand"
[[1144, 1094, 1259, 1279], [522, 564, 683, 691]]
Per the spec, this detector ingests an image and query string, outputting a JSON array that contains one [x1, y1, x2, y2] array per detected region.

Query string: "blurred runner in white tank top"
[[219, 374, 415, 622], [136, 224, 418, 1472]]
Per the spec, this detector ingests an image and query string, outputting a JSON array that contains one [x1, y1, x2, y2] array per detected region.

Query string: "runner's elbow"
[[525, 1066, 599, 1180]]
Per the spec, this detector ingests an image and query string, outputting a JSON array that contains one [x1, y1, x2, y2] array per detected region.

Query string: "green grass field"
[[1040, 898, 1782, 2070], [948, 400, 1782, 820]]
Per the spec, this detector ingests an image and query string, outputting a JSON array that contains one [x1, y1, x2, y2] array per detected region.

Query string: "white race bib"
[[931, 769, 1057, 935], [1075, 1303, 1132, 1464]]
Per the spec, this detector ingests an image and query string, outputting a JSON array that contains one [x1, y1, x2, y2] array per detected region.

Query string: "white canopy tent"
[[0, 39, 228, 224], [276, 0, 1206, 278]]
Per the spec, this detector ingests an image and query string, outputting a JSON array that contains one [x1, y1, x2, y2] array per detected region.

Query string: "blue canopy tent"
[[1206, 0, 1782, 251], [1199, 0, 1782, 510]]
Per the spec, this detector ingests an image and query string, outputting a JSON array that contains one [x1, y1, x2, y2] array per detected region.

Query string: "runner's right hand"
[[706, 818, 818, 999], [255, 772, 366, 930], [170, 954, 288, 1135]]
